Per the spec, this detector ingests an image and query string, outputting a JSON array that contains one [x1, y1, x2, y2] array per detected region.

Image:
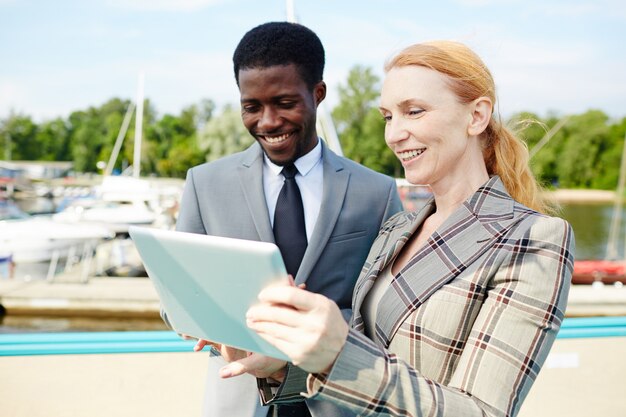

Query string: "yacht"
[[0, 200, 113, 264]]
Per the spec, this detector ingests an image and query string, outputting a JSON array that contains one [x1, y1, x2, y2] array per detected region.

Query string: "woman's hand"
[[246, 286, 349, 374]]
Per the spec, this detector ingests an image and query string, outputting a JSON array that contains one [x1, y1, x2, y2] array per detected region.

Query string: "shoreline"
[[546, 189, 617, 204]]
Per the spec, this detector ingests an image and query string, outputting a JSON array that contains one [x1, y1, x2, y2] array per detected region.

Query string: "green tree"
[[594, 116, 626, 190], [0, 113, 39, 160], [36, 118, 72, 161], [149, 103, 208, 178], [67, 98, 133, 173], [199, 104, 253, 162], [332, 66, 401, 176], [556, 110, 610, 188], [512, 112, 561, 187]]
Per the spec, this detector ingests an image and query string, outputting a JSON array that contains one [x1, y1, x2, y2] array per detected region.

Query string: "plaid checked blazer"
[[272, 176, 574, 417]]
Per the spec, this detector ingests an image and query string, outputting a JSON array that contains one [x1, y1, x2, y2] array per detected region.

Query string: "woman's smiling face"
[[379, 65, 483, 190]]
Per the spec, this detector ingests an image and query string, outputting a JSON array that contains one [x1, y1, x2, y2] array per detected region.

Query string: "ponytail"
[[483, 119, 553, 214]]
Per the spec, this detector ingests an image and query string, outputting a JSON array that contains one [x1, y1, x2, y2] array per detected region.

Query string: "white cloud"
[[0, 49, 240, 121], [529, 0, 626, 20], [453, 0, 521, 6], [532, 3, 598, 17], [475, 37, 626, 117], [105, 0, 222, 12], [0, 81, 30, 116], [142, 50, 239, 113], [88, 24, 143, 40], [3, 1, 624, 121]]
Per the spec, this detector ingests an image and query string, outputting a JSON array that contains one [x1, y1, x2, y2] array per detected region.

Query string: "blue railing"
[[0, 331, 196, 356], [557, 315, 626, 339], [1, 316, 625, 356]]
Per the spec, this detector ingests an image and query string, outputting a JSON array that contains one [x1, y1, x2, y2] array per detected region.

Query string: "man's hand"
[[220, 353, 287, 381], [182, 334, 287, 380], [180, 335, 222, 353]]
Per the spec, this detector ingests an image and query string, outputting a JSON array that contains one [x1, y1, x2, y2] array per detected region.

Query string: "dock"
[[1, 277, 626, 318], [0, 276, 160, 318]]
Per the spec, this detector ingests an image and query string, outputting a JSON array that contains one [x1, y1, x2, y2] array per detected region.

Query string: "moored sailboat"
[[572, 129, 626, 285]]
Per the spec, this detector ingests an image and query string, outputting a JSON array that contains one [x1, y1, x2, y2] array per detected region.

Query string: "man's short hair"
[[233, 21, 325, 89]]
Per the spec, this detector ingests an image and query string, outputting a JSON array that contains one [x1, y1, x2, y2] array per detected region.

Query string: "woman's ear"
[[467, 97, 492, 136]]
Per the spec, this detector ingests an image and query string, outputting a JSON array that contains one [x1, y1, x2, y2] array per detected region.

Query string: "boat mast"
[[606, 130, 626, 260], [103, 73, 143, 177], [285, 0, 343, 156], [133, 72, 145, 178], [286, 0, 295, 22], [104, 102, 135, 176]]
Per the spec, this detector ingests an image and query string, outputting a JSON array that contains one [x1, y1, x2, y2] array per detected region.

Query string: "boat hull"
[[572, 260, 626, 285]]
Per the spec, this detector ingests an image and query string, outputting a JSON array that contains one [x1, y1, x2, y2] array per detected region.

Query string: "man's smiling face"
[[238, 63, 325, 166]]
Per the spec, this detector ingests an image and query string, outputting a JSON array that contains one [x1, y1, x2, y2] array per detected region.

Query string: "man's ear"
[[314, 81, 327, 106], [467, 97, 492, 136]]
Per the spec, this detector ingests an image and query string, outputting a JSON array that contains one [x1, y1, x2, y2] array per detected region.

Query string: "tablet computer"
[[129, 226, 289, 360]]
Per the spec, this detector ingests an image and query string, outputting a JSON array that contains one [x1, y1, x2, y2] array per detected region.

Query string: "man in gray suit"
[[175, 22, 402, 417]]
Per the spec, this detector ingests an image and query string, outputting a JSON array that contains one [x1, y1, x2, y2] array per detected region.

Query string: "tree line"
[[1, 66, 624, 190]]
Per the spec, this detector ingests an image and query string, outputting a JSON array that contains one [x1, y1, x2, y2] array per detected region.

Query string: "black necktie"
[[273, 164, 307, 277], [271, 165, 311, 417]]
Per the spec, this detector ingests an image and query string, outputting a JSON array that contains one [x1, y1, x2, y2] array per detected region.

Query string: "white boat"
[[52, 196, 158, 234], [0, 201, 113, 264]]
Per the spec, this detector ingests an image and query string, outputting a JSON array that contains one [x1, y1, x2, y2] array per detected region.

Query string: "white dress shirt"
[[263, 139, 323, 242]]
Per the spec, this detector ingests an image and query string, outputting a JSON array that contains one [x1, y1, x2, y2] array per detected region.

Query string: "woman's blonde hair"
[[385, 41, 550, 213]]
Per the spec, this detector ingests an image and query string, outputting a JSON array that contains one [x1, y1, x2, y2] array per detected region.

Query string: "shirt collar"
[[264, 138, 322, 177]]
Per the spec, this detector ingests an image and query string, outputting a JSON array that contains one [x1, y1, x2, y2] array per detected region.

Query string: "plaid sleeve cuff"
[[304, 329, 375, 399]]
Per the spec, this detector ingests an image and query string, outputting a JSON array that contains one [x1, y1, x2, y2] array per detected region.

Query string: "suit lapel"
[[351, 201, 434, 331], [365, 177, 523, 348], [295, 142, 349, 284], [236, 143, 275, 243]]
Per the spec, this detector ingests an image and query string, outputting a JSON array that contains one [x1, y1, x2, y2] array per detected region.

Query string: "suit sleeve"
[[304, 216, 574, 417], [175, 167, 207, 234], [161, 167, 207, 329]]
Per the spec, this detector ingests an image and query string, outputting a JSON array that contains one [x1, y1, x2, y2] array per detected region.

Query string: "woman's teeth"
[[263, 133, 290, 143], [398, 148, 425, 161]]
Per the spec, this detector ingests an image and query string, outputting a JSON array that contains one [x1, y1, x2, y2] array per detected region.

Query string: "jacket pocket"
[[326, 230, 368, 244]]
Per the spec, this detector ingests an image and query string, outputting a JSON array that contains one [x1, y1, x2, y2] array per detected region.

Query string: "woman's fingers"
[[247, 302, 305, 328], [257, 286, 320, 311], [248, 317, 314, 346]]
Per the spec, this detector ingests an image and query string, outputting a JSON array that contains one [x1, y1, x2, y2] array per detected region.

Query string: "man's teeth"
[[398, 149, 425, 160], [263, 133, 290, 143]]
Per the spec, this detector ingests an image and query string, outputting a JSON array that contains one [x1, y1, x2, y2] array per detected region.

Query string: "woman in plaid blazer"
[[222, 41, 575, 417]]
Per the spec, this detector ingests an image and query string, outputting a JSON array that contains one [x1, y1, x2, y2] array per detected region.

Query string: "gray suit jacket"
[[175, 140, 402, 417]]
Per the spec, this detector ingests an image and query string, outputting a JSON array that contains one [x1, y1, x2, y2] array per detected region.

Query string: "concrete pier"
[[1, 277, 626, 319], [0, 277, 160, 318]]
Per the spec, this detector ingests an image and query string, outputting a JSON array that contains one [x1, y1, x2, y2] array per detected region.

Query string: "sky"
[[1, 0, 625, 122]]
